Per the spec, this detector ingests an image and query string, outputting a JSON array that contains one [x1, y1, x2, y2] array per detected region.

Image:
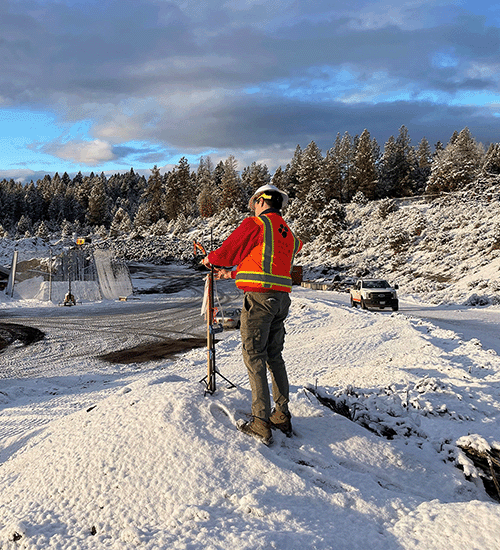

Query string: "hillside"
[[1, 181, 500, 307], [299, 181, 500, 305]]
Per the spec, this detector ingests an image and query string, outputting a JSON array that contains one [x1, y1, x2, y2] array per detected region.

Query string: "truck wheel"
[[361, 299, 367, 310], [350, 296, 357, 308], [392, 304, 399, 312]]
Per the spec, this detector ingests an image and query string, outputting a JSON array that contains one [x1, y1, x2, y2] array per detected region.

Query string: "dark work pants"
[[240, 291, 291, 421]]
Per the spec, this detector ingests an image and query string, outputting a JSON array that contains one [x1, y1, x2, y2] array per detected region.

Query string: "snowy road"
[[1, 267, 242, 379], [2, 268, 500, 549], [333, 289, 500, 355]]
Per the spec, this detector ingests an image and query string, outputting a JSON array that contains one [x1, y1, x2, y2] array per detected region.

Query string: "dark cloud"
[[152, 94, 499, 153], [1, 0, 499, 170]]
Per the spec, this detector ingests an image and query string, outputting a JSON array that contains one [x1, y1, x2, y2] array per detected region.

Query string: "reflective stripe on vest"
[[235, 213, 300, 292], [236, 271, 292, 289]]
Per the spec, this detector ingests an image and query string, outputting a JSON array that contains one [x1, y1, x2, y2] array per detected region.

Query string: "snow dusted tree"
[[378, 126, 416, 198], [324, 134, 344, 203], [61, 219, 73, 237], [48, 194, 66, 225], [37, 174, 53, 204], [164, 157, 195, 219], [95, 225, 108, 239], [86, 175, 110, 227], [75, 174, 94, 214], [482, 143, 500, 176], [133, 203, 151, 233], [241, 162, 271, 198], [426, 127, 484, 193], [150, 218, 170, 236], [64, 184, 85, 225], [352, 190, 369, 205], [219, 156, 244, 212], [330, 132, 356, 202], [172, 213, 189, 235], [16, 214, 32, 237], [197, 156, 218, 218], [414, 137, 433, 194], [117, 168, 145, 218], [109, 207, 132, 237], [304, 179, 328, 212], [271, 165, 286, 191], [281, 145, 302, 199], [290, 202, 318, 243], [34, 220, 50, 240], [316, 199, 347, 248], [24, 182, 44, 224], [142, 165, 165, 224], [198, 186, 217, 218], [297, 141, 327, 201], [212, 160, 225, 189], [352, 129, 378, 200], [377, 198, 398, 219]]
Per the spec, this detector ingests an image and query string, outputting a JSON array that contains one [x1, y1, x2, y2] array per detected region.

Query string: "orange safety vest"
[[235, 213, 301, 292]]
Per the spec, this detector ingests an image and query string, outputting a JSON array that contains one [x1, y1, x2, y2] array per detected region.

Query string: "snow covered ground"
[[1, 265, 500, 549]]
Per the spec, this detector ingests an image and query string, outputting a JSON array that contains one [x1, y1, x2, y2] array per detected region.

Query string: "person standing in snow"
[[202, 184, 302, 444]]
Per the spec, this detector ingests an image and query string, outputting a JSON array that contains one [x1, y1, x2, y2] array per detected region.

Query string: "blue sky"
[[1, 0, 500, 182]]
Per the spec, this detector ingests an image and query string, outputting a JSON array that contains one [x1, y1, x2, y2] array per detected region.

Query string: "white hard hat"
[[248, 184, 289, 210]]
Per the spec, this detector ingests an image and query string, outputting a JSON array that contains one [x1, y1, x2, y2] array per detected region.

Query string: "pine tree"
[[164, 157, 194, 219], [86, 176, 110, 227], [109, 207, 132, 237], [48, 194, 66, 225], [35, 220, 50, 240], [24, 182, 44, 224], [241, 162, 271, 197], [134, 203, 151, 233], [16, 214, 32, 237], [282, 145, 302, 199], [197, 156, 218, 218], [75, 174, 95, 213], [219, 156, 244, 212], [352, 129, 378, 200], [427, 127, 484, 193], [378, 126, 417, 198], [61, 219, 73, 237], [336, 132, 356, 202], [198, 185, 218, 218], [316, 199, 347, 250], [297, 141, 327, 201], [324, 134, 344, 203], [414, 137, 432, 194], [150, 218, 170, 236], [271, 166, 286, 189], [482, 143, 500, 176], [290, 202, 318, 243], [143, 165, 165, 224]]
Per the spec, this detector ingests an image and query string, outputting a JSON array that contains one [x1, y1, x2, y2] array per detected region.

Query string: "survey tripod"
[[194, 238, 236, 395]]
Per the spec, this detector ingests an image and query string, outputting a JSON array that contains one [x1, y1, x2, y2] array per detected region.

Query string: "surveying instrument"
[[194, 235, 235, 395]]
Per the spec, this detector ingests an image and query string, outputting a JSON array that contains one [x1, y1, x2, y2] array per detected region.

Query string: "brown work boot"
[[237, 416, 273, 445], [269, 408, 292, 437]]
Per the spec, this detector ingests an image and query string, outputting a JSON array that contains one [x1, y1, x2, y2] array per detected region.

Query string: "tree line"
[[1, 125, 499, 241]]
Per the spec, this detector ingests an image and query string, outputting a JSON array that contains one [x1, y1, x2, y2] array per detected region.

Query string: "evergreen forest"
[[1, 125, 499, 244]]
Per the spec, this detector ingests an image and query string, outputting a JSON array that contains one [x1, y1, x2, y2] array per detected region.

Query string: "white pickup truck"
[[350, 279, 399, 311]]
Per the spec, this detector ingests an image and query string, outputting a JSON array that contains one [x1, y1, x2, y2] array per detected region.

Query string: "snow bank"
[[2, 285, 500, 549]]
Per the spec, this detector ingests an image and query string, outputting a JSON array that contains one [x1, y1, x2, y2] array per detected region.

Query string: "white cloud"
[[49, 139, 115, 166]]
